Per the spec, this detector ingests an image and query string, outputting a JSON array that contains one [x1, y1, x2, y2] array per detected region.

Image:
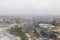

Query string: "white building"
[[0, 31, 19, 40]]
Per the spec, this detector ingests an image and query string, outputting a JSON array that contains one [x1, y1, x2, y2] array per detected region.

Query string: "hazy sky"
[[0, 0, 60, 15]]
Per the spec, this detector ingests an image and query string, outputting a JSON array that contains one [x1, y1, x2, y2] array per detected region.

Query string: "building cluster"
[[0, 16, 60, 40]]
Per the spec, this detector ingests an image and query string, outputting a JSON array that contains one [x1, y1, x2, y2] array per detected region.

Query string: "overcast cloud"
[[0, 0, 60, 15]]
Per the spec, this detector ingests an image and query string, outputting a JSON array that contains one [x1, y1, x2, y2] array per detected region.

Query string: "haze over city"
[[0, 0, 60, 40], [0, 0, 60, 16]]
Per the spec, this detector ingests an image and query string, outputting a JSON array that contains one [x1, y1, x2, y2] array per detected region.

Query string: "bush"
[[9, 28, 28, 40]]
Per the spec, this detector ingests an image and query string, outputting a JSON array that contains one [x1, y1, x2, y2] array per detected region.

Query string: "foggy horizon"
[[0, 0, 60, 15]]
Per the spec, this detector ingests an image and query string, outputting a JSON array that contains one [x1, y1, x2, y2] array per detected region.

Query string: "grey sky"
[[0, 0, 60, 15]]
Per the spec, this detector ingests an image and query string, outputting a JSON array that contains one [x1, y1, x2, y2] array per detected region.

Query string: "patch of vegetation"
[[9, 28, 28, 40]]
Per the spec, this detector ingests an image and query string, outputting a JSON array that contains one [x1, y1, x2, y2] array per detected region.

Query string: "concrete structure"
[[39, 23, 55, 30], [0, 31, 19, 40]]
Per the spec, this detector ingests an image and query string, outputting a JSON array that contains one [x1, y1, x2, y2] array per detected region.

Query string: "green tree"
[[9, 27, 28, 40]]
